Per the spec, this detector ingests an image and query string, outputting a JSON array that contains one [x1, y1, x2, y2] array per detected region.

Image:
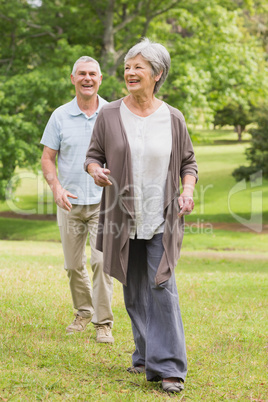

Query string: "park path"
[[185, 221, 268, 234], [1, 212, 267, 260], [0, 211, 268, 233], [182, 250, 268, 260]]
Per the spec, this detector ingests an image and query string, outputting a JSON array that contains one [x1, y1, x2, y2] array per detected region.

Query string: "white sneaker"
[[95, 324, 114, 343], [66, 314, 92, 334]]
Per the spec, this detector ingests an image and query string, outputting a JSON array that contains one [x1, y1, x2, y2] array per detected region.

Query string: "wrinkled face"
[[71, 62, 102, 99], [124, 54, 161, 95]]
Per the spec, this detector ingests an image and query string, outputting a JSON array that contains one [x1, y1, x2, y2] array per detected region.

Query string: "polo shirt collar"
[[70, 95, 104, 117]]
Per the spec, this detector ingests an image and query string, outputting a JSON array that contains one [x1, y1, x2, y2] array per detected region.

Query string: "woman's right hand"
[[90, 166, 112, 187]]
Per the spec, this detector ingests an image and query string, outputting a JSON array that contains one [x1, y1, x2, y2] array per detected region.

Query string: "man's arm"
[[41, 146, 77, 211], [178, 174, 196, 218]]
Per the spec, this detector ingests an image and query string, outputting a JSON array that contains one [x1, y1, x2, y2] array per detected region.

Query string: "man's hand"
[[88, 164, 112, 187], [53, 187, 77, 211], [178, 193, 194, 218]]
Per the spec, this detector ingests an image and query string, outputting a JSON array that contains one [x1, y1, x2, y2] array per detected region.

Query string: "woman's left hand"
[[178, 193, 195, 218]]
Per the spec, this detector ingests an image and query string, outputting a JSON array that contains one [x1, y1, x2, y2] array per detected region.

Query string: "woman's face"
[[124, 54, 161, 96]]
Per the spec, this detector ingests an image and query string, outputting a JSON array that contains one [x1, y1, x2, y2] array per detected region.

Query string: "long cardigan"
[[84, 98, 198, 286]]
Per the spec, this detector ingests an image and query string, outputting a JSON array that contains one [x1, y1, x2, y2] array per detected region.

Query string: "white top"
[[120, 100, 172, 239], [41, 96, 107, 205]]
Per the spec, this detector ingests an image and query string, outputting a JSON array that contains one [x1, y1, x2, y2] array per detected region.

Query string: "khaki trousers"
[[57, 204, 113, 326]]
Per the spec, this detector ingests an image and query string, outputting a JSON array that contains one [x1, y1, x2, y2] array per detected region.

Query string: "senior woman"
[[84, 38, 198, 393]]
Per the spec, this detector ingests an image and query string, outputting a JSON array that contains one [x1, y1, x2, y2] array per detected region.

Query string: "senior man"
[[40, 56, 114, 343]]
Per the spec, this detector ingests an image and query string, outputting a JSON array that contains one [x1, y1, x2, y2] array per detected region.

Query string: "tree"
[[0, 1, 100, 197], [0, 0, 188, 199], [134, 0, 267, 127], [213, 102, 253, 141], [90, 0, 183, 75], [0, 0, 268, 198], [233, 107, 268, 181]]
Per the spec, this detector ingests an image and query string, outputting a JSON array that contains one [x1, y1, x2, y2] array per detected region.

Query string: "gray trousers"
[[123, 233, 187, 382], [57, 204, 113, 326]]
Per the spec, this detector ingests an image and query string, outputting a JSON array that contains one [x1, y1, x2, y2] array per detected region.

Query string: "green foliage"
[[214, 102, 253, 140], [98, 72, 126, 102], [233, 106, 268, 180], [247, 108, 268, 176], [0, 64, 71, 198], [0, 0, 268, 199], [0, 114, 39, 198], [0, 36, 101, 198], [214, 103, 251, 128], [148, 1, 268, 125], [232, 165, 256, 182]]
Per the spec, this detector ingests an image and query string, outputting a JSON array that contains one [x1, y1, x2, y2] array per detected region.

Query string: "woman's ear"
[[155, 71, 163, 82]]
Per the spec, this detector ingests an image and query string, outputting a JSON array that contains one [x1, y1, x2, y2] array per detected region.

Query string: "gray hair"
[[72, 56, 101, 76], [124, 38, 171, 94]]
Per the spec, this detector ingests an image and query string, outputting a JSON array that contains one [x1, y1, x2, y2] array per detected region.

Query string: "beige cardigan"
[[84, 98, 198, 286]]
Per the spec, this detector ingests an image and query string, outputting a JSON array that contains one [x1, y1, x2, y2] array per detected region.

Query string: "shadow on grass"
[[187, 212, 268, 225], [0, 217, 60, 242]]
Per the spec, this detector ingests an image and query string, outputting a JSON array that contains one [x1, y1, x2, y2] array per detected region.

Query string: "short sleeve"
[[40, 111, 61, 151]]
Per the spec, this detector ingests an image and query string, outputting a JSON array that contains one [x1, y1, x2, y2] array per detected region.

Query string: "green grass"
[[1, 214, 268, 259], [192, 128, 252, 144], [182, 228, 268, 253], [1, 168, 56, 215], [0, 240, 267, 401], [192, 134, 268, 224], [0, 217, 60, 242]]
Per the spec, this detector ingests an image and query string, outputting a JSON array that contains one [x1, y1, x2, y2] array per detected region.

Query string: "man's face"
[[71, 62, 102, 100]]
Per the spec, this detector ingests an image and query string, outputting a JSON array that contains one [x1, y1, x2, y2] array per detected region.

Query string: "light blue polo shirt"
[[41, 95, 107, 205]]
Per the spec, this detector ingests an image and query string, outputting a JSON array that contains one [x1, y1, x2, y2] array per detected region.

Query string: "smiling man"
[[40, 56, 114, 343]]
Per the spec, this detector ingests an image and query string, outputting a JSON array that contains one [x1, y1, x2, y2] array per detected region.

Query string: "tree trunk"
[[235, 125, 243, 142], [100, 0, 116, 72], [99, 0, 180, 76]]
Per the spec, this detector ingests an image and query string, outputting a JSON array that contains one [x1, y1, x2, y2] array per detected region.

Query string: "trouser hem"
[[92, 321, 113, 327], [77, 311, 93, 319], [147, 372, 186, 382]]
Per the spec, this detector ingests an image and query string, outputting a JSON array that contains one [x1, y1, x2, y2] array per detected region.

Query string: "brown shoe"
[[162, 380, 184, 393], [66, 314, 92, 334], [127, 365, 145, 374], [95, 324, 114, 343]]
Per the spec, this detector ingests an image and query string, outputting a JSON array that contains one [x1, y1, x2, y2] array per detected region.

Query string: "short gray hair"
[[124, 38, 171, 94], [72, 56, 101, 76]]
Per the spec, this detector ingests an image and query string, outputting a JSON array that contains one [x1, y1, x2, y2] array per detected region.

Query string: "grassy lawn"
[[0, 240, 267, 401], [0, 128, 267, 400], [192, 128, 252, 144], [0, 169, 56, 215], [193, 141, 268, 224]]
